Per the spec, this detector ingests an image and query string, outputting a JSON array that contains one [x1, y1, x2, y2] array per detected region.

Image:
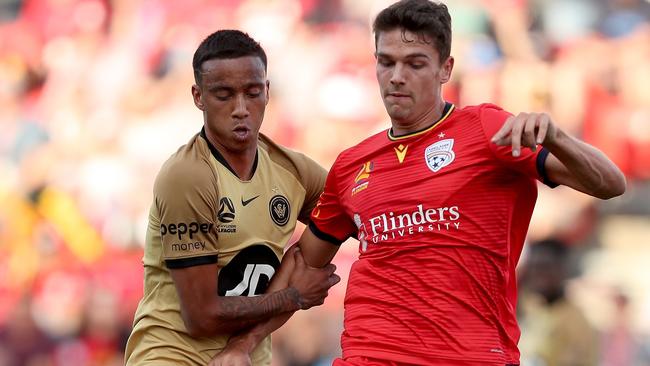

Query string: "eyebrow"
[[376, 52, 431, 60], [206, 82, 265, 92]]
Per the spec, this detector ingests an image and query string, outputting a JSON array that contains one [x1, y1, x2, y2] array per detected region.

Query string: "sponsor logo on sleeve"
[[160, 221, 213, 252]]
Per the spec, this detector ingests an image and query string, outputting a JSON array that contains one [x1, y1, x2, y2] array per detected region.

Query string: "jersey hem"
[[308, 220, 349, 245], [165, 254, 218, 269], [343, 347, 507, 365]]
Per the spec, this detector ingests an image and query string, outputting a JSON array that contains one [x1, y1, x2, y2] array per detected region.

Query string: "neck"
[[219, 146, 257, 180], [203, 129, 258, 181], [391, 98, 447, 136]]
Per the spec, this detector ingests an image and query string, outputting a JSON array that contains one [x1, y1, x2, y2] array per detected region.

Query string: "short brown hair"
[[373, 0, 452, 63]]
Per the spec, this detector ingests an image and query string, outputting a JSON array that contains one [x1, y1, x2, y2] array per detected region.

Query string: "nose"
[[231, 94, 250, 119], [389, 63, 405, 86]]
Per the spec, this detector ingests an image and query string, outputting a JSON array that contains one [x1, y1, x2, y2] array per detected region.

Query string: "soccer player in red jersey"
[[210, 1, 625, 365]]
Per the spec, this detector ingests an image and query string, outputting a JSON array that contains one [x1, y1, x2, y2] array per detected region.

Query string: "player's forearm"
[[545, 130, 626, 199], [227, 311, 296, 354], [186, 287, 301, 337], [219, 247, 298, 351]]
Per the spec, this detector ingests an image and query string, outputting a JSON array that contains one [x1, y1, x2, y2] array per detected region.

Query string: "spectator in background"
[[519, 238, 599, 366]]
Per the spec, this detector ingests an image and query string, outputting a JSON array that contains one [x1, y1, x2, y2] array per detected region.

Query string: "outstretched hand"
[[491, 112, 558, 157]]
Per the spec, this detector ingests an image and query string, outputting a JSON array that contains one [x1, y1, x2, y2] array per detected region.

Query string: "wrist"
[[542, 127, 567, 152], [285, 286, 303, 311], [227, 334, 257, 354]]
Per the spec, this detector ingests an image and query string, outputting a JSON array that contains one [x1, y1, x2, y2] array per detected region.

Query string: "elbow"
[[181, 310, 212, 338], [181, 307, 230, 338], [185, 321, 210, 338], [597, 172, 627, 200]]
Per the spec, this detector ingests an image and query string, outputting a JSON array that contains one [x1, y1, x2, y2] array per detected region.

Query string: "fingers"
[[293, 246, 305, 265], [324, 263, 336, 274], [523, 114, 537, 152], [492, 112, 555, 156], [491, 115, 514, 144], [329, 273, 341, 287], [510, 114, 525, 157], [536, 113, 550, 144]]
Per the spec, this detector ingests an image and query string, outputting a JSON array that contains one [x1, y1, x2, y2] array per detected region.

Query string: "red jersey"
[[310, 103, 556, 365]]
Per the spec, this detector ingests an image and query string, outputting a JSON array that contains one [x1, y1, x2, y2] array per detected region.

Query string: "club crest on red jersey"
[[425, 139, 455, 173]]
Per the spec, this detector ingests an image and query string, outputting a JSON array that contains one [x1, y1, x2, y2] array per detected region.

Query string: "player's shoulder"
[[453, 102, 504, 116], [154, 133, 216, 196], [455, 103, 510, 123], [258, 133, 326, 182]]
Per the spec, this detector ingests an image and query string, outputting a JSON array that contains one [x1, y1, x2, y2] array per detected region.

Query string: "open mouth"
[[233, 126, 250, 139]]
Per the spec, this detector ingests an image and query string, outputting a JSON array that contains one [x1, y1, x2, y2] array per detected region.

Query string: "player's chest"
[[212, 162, 305, 246], [341, 131, 491, 214]]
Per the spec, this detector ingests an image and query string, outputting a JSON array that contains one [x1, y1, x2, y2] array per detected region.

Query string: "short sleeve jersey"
[[125, 130, 326, 366], [310, 103, 556, 365]]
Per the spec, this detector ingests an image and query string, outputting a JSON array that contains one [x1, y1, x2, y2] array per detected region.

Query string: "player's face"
[[375, 29, 453, 131], [192, 56, 269, 153]]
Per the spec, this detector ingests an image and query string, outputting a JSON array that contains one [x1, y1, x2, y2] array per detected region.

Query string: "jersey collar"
[[199, 127, 259, 179], [387, 102, 455, 141]]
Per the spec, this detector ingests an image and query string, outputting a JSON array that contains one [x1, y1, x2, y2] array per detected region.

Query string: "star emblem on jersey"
[[425, 138, 455, 173], [394, 144, 408, 163], [438, 132, 445, 138], [241, 195, 259, 206], [269, 195, 290, 226]]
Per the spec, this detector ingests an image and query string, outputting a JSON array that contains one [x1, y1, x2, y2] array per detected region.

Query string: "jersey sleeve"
[[309, 158, 357, 245], [154, 156, 220, 269], [479, 104, 558, 187], [293, 153, 328, 224]]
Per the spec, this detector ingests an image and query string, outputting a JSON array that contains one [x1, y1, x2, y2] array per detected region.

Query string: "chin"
[[387, 107, 410, 121]]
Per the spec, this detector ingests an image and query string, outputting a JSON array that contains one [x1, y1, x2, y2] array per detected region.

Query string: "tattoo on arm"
[[214, 287, 301, 331]]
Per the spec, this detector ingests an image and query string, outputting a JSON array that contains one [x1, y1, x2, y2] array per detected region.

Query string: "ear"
[[192, 84, 204, 111], [265, 80, 270, 106], [439, 56, 454, 84]]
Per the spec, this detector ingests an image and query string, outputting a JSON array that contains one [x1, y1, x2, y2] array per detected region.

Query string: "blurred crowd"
[[1, 0, 650, 365]]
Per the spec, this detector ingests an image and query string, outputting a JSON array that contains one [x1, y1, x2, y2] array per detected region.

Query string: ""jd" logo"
[[225, 264, 276, 296]]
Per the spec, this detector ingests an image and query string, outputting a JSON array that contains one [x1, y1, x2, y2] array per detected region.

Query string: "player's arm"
[[171, 241, 340, 338], [208, 232, 341, 365], [207, 245, 339, 365], [299, 223, 341, 267], [491, 112, 626, 199]]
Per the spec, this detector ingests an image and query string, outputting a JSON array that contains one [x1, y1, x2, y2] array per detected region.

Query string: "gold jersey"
[[125, 130, 326, 365]]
